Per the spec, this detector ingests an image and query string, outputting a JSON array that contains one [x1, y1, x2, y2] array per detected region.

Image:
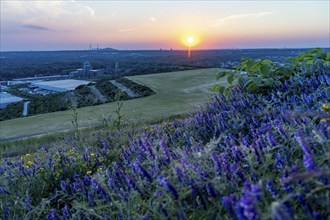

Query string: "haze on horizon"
[[0, 0, 329, 51]]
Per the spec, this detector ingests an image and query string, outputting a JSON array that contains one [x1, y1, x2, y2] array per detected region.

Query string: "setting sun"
[[186, 36, 194, 44], [180, 34, 200, 48], [183, 35, 199, 59]]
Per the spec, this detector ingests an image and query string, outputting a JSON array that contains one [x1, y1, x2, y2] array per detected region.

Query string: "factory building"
[[70, 61, 106, 77]]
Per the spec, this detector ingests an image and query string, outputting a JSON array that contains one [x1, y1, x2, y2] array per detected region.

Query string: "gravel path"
[[110, 80, 139, 98], [90, 86, 106, 103]]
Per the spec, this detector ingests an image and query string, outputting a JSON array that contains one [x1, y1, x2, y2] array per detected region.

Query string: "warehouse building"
[[33, 79, 91, 92], [0, 92, 24, 109]]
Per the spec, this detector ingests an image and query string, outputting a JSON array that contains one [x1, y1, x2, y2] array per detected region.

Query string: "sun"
[[180, 34, 200, 47], [186, 36, 194, 45]]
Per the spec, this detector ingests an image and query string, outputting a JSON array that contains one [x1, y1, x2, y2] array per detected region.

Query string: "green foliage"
[[213, 48, 329, 95], [116, 78, 155, 96], [71, 107, 79, 135], [0, 101, 25, 121], [113, 91, 125, 131], [290, 47, 329, 66], [74, 85, 100, 107]]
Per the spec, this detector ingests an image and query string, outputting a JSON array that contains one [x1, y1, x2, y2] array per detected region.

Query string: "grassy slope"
[[0, 68, 226, 140]]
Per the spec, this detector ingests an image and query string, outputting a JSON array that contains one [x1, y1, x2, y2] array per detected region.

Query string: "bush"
[[213, 48, 329, 95]]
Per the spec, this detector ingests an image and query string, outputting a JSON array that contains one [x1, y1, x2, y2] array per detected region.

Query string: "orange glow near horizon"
[[181, 33, 200, 48], [180, 34, 201, 59]]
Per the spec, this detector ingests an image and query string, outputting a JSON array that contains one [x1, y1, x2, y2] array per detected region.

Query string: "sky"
[[0, 0, 329, 51]]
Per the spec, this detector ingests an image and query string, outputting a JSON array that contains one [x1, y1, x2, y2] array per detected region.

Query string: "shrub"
[[213, 48, 329, 95]]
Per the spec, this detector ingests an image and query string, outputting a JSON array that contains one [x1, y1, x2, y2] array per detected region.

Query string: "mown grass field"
[[0, 68, 226, 140]]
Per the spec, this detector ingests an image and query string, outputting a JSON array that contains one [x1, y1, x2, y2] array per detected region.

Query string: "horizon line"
[[1, 46, 329, 53]]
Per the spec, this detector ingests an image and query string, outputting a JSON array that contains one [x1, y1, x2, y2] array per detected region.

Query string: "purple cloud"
[[21, 24, 50, 31]]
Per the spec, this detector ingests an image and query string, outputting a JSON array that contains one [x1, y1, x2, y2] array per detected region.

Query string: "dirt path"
[[110, 80, 139, 98], [90, 86, 106, 103]]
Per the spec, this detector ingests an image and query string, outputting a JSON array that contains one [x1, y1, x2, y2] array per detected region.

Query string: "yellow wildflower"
[[321, 103, 330, 111], [99, 157, 105, 162], [87, 170, 92, 175], [37, 168, 44, 173]]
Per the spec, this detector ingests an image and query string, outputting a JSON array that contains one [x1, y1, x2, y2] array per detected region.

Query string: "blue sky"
[[1, 1, 329, 51]]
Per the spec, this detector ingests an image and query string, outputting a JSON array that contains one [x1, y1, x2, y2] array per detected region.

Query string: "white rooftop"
[[33, 79, 91, 92], [0, 92, 24, 109]]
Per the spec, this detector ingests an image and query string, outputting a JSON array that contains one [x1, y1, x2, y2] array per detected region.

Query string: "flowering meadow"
[[1, 50, 329, 219]]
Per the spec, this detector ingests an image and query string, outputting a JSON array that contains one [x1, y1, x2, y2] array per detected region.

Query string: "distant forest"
[[1, 48, 325, 80]]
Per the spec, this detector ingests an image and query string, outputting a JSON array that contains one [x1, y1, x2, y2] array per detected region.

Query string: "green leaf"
[[223, 85, 236, 96], [262, 60, 273, 65], [262, 78, 274, 86], [306, 60, 313, 65], [260, 64, 269, 77], [250, 62, 261, 72], [227, 74, 235, 84], [238, 78, 243, 85], [216, 71, 229, 80], [211, 85, 225, 94]]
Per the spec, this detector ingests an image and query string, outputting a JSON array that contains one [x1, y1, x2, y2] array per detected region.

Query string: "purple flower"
[[46, 209, 61, 220], [313, 211, 322, 220], [4, 203, 10, 220], [303, 153, 315, 170], [238, 195, 260, 220], [220, 153, 229, 174], [86, 191, 95, 205], [173, 166, 185, 184], [295, 129, 316, 170], [255, 138, 266, 152], [275, 152, 284, 171], [236, 182, 261, 220], [61, 204, 71, 219], [125, 175, 141, 194], [60, 179, 69, 192], [205, 183, 217, 198], [222, 196, 236, 218], [266, 179, 278, 198], [133, 161, 153, 182], [91, 178, 108, 200], [267, 131, 277, 147], [102, 140, 110, 150], [274, 120, 287, 137], [159, 138, 170, 161], [0, 187, 9, 195], [271, 202, 292, 220], [156, 190, 163, 198], [252, 144, 262, 164], [23, 197, 33, 211], [294, 129, 311, 154], [280, 170, 293, 193], [158, 176, 178, 200], [251, 184, 262, 201], [140, 211, 151, 220]]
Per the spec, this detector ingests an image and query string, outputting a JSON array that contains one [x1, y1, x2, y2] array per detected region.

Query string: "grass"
[[0, 68, 226, 141]]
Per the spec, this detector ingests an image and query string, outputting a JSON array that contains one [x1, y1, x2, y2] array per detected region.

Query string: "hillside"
[[0, 68, 224, 141], [0, 50, 329, 219]]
